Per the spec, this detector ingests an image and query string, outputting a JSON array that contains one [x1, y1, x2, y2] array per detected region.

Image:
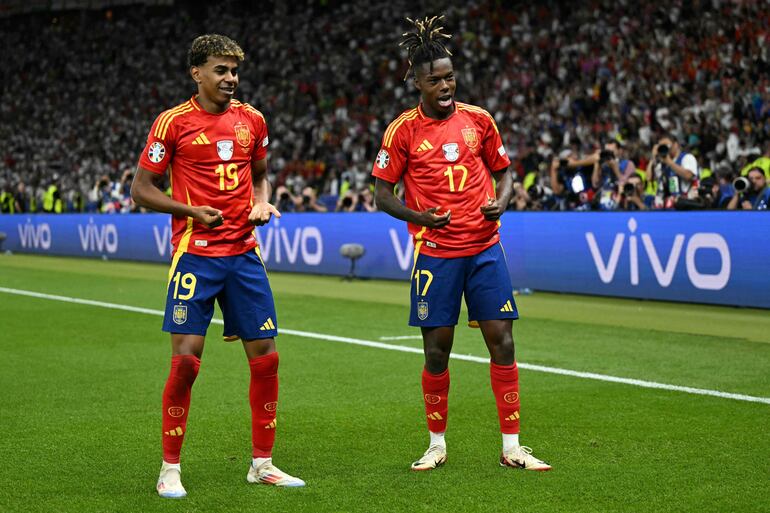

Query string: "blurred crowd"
[[1, 0, 769, 214]]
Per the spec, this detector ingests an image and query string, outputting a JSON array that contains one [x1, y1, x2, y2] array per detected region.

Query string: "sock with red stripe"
[[162, 354, 201, 464], [422, 367, 449, 440], [490, 361, 521, 439], [249, 352, 279, 458]]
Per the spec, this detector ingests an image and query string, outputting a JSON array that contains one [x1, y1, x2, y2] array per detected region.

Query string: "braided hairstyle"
[[400, 15, 453, 81]]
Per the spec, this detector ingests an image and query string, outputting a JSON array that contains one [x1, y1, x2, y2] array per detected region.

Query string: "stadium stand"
[[1, 0, 768, 212]]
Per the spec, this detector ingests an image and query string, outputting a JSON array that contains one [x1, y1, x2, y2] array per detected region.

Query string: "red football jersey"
[[138, 96, 269, 257], [372, 102, 511, 257]]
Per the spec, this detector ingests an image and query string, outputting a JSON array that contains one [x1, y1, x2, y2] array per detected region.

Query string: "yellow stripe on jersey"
[[457, 103, 499, 133], [167, 187, 195, 285], [382, 111, 411, 145], [385, 111, 419, 148], [154, 102, 191, 139], [383, 109, 419, 148], [153, 103, 188, 138], [159, 105, 194, 140], [410, 226, 428, 280]]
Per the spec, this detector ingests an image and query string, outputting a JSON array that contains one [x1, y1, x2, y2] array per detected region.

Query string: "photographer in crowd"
[[727, 167, 770, 211], [619, 173, 652, 211], [550, 150, 596, 211], [591, 139, 636, 211], [646, 134, 700, 209], [295, 187, 329, 213]]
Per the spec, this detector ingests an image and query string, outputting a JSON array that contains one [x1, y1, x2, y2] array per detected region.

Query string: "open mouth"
[[437, 95, 453, 108], [220, 87, 235, 96]]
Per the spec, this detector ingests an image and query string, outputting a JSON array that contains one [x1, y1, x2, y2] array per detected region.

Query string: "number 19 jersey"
[[372, 102, 511, 258], [138, 96, 269, 257]]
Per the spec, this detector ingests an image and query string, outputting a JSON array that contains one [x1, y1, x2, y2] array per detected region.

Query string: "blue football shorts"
[[409, 243, 518, 327], [162, 249, 277, 340]]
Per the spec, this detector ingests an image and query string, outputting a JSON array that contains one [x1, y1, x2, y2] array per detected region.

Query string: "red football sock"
[[249, 352, 279, 458], [490, 361, 520, 434], [161, 354, 201, 464], [422, 368, 449, 433]]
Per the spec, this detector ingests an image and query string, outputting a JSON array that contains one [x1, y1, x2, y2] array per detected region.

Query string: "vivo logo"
[[153, 224, 172, 257], [78, 218, 118, 254], [256, 219, 322, 265], [586, 218, 730, 290], [18, 219, 52, 250], [389, 229, 414, 271]]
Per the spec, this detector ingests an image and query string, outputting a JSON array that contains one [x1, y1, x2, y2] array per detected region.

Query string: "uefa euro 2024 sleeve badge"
[[148, 142, 166, 163], [376, 149, 390, 169], [442, 143, 459, 162], [173, 304, 188, 325], [417, 301, 429, 320]]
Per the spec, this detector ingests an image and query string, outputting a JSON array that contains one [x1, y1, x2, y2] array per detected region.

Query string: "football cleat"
[[411, 444, 447, 471], [500, 445, 552, 471], [157, 462, 187, 498], [247, 460, 305, 487]]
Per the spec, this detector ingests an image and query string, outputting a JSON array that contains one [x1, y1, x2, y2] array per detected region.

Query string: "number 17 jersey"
[[138, 96, 269, 257], [372, 102, 511, 258]]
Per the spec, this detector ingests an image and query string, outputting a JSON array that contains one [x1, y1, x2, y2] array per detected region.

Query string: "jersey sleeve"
[[371, 118, 409, 184], [137, 111, 178, 175], [249, 108, 269, 162], [479, 111, 511, 172]]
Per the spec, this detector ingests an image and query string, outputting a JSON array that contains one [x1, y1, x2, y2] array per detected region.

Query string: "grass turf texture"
[[0, 254, 768, 513]]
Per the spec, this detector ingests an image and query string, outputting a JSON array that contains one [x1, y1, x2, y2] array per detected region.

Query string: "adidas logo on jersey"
[[500, 300, 514, 312], [259, 318, 276, 331], [191, 132, 211, 145], [416, 139, 434, 152]]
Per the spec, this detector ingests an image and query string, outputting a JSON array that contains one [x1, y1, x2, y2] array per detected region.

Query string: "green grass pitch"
[[0, 254, 768, 513]]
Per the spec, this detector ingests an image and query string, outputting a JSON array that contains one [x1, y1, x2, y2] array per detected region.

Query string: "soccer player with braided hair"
[[132, 34, 304, 497], [372, 16, 551, 472]]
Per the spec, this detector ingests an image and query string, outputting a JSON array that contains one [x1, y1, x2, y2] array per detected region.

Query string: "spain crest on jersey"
[[461, 128, 479, 151], [234, 122, 251, 147], [172, 305, 187, 325], [443, 143, 460, 162], [417, 301, 429, 320]]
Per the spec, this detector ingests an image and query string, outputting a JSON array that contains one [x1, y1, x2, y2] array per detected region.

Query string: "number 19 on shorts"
[[171, 272, 197, 300]]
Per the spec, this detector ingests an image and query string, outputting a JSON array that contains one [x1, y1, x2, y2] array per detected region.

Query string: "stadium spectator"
[[727, 167, 770, 210]]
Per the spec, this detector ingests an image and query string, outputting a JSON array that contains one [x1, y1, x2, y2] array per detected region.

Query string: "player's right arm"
[[131, 109, 223, 227], [372, 113, 450, 228], [131, 166, 223, 226], [374, 178, 450, 228]]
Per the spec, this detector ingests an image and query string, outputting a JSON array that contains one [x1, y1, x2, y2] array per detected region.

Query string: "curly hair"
[[187, 34, 245, 67], [399, 15, 452, 80]]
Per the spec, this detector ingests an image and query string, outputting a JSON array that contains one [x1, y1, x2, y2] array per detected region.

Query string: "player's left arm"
[[478, 111, 512, 221], [248, 157, 280, 226], [480, 167, 512, 221]]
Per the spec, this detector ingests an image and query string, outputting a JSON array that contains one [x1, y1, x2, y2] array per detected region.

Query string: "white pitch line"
[[2, 286, 769, 406], [379, 335, 424, 340]]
